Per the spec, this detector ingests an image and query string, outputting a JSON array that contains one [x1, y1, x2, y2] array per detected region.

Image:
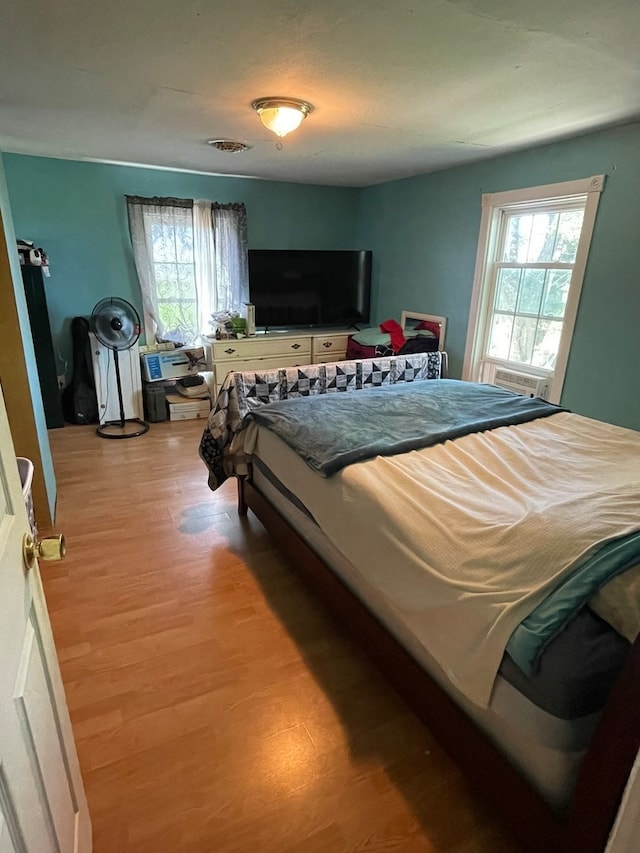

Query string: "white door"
[[0, 384, 91, 852]]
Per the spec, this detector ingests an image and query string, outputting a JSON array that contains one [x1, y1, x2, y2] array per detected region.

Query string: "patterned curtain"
[[211, 203, 249, 316], [193, 199, 216, 339], [127, 197, 195, 344], [127, 197, 249, 345]]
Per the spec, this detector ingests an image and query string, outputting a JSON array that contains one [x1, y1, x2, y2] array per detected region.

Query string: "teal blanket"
[[506, 530, 640, 673], [245, 379, 564, 476]]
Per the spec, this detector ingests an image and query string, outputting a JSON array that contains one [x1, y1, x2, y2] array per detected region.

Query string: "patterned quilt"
[[199, 352, 447, 490]]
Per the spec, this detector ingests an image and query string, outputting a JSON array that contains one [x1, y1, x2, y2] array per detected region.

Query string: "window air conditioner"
[[493, 368, 549, 399]]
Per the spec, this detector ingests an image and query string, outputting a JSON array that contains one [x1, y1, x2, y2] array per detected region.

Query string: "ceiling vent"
[[207, 138, 251, 153]]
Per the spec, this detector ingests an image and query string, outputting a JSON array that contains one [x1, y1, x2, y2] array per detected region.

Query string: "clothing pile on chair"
[[346, 317, 440, 360]]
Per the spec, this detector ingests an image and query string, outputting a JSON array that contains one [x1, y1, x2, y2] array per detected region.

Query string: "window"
[[147, 205, 197, 342], [127, 197, 248, 345], [463, 176, 604, 403]]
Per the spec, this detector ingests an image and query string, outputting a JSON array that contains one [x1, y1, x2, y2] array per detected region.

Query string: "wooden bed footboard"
[[237, 474, 640, 853]]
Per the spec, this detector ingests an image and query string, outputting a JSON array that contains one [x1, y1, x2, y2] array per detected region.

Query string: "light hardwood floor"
[[41, 419, 520, 852]]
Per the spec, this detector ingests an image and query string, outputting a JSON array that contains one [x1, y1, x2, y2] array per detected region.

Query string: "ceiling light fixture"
[[251, 97, 314, 148]]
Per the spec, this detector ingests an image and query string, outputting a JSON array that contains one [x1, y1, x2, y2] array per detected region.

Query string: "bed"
[[198, 353, 640, 852]]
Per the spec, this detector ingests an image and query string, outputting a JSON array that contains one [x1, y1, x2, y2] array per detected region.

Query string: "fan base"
[[96, 418, 150, 440]]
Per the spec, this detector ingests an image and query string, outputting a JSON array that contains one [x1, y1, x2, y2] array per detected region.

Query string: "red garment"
[[415, 319, 441, 341], [379, 318, 406, 352], [346, 338, 378, 360]]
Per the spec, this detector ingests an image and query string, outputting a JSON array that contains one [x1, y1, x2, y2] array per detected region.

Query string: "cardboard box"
[[140, 346, 206, 382], [165, 393, 210, 421]]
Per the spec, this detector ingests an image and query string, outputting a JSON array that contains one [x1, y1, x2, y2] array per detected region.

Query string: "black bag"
[[397, 335, 439, 355], [62, 317, 99, 424]]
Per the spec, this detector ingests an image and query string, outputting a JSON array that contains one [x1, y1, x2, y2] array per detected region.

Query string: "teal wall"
[[4, 120, 640, 432], [358, 122, 640, 430], [0, 155, 56, 518], [3, 155, 360, 372]]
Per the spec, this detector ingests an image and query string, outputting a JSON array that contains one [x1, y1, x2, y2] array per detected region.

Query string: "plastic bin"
[[17, 457, 37, 536], [143, 382, 168, 422]]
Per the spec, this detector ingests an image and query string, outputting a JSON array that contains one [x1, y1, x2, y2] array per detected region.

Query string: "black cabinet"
[[21, 266, 64, 428]]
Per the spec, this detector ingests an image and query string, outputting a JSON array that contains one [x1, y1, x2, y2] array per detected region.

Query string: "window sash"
[[148, 209, 197, 343], [462, 176, 604, 402], [483, 265, 579, 370]]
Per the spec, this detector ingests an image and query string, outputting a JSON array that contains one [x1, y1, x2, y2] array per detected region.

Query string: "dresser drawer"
[[312, 333, 349, 362], [210, 336, 311, 362]]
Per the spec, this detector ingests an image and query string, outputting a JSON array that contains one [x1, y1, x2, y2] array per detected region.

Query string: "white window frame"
[[462, 175, 605, 403]]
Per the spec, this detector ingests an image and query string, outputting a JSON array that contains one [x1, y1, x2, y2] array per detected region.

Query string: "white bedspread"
[[249, 411, 640, 707]]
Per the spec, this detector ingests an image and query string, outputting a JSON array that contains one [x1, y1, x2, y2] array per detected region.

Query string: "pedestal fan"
[[90, 297, 149, 439]]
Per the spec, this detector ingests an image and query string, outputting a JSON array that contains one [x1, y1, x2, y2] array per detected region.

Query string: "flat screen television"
[[248, 249, 372, 329]]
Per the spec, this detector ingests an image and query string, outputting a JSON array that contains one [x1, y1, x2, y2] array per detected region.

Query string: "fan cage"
[[91, 297, 142, 351]]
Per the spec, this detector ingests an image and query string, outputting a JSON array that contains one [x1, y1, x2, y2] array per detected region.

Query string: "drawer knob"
[[291, 343, 301, 350], [224, 348, 236, 354], [323, 341, 332, 348]]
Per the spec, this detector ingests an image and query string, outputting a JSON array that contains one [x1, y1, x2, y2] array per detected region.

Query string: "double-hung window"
[[463, 176, 604, 403], [146, 201, 196, 342], [127, 196, 248, 346]]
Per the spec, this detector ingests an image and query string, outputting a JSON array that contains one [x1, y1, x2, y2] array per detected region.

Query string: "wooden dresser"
[[205, 330, 350, 393]]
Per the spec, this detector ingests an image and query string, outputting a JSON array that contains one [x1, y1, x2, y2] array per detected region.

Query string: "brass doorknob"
[[23, 533, 66, 570]]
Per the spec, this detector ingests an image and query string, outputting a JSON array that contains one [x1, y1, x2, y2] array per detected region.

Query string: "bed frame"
[[237, 473, 640, 852]]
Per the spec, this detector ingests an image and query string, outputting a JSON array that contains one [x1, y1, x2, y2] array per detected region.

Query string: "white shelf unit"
[[90, 333, 144, 423]]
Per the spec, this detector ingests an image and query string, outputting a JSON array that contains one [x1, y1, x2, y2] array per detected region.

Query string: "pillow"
[[350, 327, 392, 346], [405, 329, 435, 339]]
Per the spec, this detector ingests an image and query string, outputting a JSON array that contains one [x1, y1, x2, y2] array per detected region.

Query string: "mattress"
[[242, 404, 639, 710], [248, 425, 618, 810]]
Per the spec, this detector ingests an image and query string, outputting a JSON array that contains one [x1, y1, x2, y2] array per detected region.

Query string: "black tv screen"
[[248, 249, 372, 329]]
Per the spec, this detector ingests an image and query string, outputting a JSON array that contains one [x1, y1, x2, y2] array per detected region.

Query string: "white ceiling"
[[1, 0, 639, 187]]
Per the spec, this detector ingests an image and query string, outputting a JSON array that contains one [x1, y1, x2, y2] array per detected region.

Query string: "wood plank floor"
[[40, 419, 521, 852]]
